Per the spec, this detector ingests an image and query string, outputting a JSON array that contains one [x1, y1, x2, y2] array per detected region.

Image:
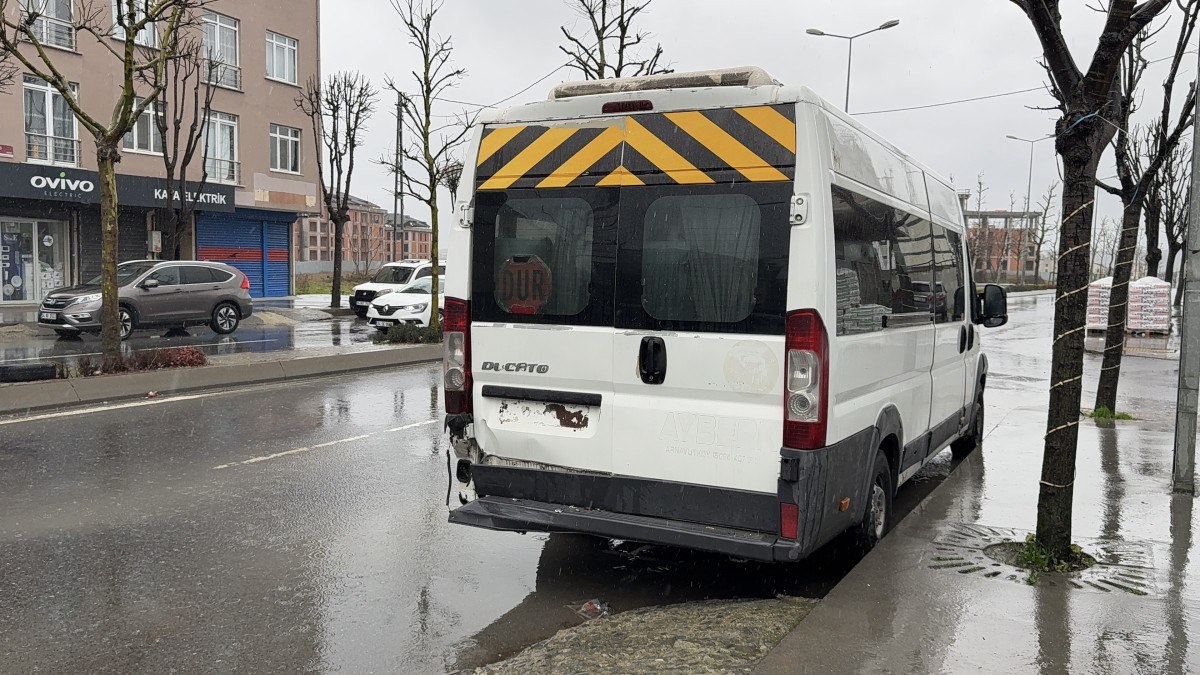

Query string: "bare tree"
[[0, 0, 205, 367], [1092, 1, 1196, 413], [439, 158, 463, 202], [969, 173, 995, 281], [385, 0, 475, 332], [1029, 182, 1059, 283], [1009, 0, 1172, 563], [296, 72, 378, 309], [140, 35, 216, 260], [559, 0, 671, 80], [1158, 142, 1190, 300]]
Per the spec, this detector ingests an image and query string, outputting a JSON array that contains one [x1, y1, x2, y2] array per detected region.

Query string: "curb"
[[0, 344, 442, 415]]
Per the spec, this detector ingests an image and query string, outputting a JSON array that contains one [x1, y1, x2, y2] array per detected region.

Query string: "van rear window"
[[471, 188, 617, 326], [639, 194, 761, 323]]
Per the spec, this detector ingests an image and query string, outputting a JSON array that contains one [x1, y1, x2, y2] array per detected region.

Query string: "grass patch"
[[295, 272, 373, 296], [985, 534, 1097, 585], [1085, 407, 1135, 421], [373, 323, 442, 344]]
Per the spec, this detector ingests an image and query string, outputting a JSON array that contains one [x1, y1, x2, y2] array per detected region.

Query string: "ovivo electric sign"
[[30, 171, 95, 195]]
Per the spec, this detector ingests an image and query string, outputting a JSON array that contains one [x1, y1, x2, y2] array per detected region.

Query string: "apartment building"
[[963, 209, 1044, 283], [296, 196, 392, 273], [0, 0, 320, 302], [387, 214, 432, 260]]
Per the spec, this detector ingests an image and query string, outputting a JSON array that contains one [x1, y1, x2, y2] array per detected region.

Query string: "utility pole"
[[392, 91, 402, 262], [1173, 45, 1200, 495]]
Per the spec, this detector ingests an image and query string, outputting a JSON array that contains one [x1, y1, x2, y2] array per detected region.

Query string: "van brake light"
[[444, 298, 472, 414], [784, 310, 828, 449]]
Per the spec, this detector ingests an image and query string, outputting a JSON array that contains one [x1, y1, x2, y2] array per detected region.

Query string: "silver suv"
[[38, 260, 254, 339]]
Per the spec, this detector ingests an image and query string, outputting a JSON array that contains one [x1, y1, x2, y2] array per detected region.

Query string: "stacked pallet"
[[1127, 276, 1171, 333], [1086, 277, 1112, 331], [835, 268, 891, 334]]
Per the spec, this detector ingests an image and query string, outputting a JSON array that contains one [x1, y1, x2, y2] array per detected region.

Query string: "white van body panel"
[[445, 74, 988, 561]]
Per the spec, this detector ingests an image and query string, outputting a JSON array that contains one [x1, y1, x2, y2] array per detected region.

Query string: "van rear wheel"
[[850, 451, 893, 553], [951, 391, 984, 459]]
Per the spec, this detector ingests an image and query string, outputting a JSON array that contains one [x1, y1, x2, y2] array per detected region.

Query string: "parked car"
[[366, 276, 443, 330], [350, 260, 444, 318], [38, 260, 253, 339]]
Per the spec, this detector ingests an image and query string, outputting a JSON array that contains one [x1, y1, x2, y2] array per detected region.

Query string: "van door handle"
[[958, 325, 968, 353], [638, 336, 667, 385]]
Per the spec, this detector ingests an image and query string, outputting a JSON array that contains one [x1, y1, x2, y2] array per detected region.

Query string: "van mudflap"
[[450, 496, 801, 562]]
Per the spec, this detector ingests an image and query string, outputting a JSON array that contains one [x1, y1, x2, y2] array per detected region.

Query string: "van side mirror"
[[141, 278, 160, 289], [981, 284, 1008, 328]]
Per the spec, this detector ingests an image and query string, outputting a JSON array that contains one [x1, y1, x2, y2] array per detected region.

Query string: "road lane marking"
[[386, 420, 439, 433], [0, 392, 219, 427], [213, 421, 439, 470]]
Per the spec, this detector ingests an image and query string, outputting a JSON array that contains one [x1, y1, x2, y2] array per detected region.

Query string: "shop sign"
[[0, 162, 235, 212]]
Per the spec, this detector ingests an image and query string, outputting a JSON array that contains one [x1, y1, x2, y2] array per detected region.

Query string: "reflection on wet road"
[[1, 358, 960, 671], [0, 315, 372, 366]]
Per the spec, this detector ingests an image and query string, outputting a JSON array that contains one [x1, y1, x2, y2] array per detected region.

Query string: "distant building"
[[386, 214, 432, 260], [963, 209, 1045, 283], [295, 196, 390, 273]]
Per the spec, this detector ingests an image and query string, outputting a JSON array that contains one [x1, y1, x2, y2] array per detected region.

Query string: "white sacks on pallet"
[[1127, 276, 1171, 333], [1086, 277, 1113, 330]]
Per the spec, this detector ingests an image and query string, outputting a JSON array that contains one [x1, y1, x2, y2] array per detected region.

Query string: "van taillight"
[[240, 275, 250, 290], [784, 309, 828, 449], [444, 297, 471, 414]]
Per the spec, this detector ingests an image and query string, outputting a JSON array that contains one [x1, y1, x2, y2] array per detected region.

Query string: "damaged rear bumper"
[[449, 496, 802, 562]]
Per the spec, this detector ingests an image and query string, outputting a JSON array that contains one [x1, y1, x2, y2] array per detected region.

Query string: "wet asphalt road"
[[0, 314, 372, 368], [0, 323, 996, 672]]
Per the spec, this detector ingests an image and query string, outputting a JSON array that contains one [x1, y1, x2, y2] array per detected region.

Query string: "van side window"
[[640, 194, 760, 323], [932, 225, 965, 323], [831, 186, 935, 335]]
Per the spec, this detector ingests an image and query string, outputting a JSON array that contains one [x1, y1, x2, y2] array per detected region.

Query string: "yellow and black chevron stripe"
[[475, 104, 797, 190]]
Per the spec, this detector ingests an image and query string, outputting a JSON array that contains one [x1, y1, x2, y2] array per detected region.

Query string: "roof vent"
[[549, 66, 781, 100]]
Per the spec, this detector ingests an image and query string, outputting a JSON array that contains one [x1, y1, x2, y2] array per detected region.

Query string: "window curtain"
[[660, 195, 760, 323]]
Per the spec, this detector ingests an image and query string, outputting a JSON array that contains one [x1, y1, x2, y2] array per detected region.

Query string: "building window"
[[269, 124, 301, 173], [266, 31, 298, 85], [20, 0, 75, 50], [122, 98, 163, 154], [23, 75, 78, 166], [111, 0, 156, 46], [203, 111, 239, 185], [201, 11, 241, 90]]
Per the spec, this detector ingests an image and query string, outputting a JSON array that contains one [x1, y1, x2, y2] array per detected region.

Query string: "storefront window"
[[1, 220, 70, 303]]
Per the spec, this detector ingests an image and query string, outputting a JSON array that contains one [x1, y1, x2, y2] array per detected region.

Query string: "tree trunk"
[[428, 175, 441, 332], [1037, 149, 1096, 561], [1094, 203, 1142, 412], [1034, 243, 1044, 283], [1145, 207, 1163, 278], [98, 147, 122, 369], [331, 218, 345, 308]]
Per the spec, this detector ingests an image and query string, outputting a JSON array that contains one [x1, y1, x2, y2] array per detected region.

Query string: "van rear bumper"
[[450, 496, 801, 562]]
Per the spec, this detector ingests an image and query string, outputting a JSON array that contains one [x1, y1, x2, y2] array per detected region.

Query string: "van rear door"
[[469, 187, 619, 474]]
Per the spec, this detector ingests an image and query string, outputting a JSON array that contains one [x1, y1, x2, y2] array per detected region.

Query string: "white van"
[[442, 67, 1009, 562]]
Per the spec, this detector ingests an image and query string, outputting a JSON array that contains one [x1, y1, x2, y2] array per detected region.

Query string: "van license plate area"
[[495, 398, 594, 432]]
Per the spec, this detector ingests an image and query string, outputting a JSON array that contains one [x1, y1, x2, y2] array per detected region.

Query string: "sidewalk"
[[755, 399, 1198, 673], [0, 342, 441, 415]]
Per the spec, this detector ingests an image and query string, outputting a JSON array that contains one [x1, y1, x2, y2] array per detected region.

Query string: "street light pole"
[[1173, 45, 1200, 495], [806, 19, 900, 113], [392, 91, 403, 263], [1006, 133, 1054, 280]]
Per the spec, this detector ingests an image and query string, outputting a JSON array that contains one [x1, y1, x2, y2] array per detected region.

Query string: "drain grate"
[[927, 524, 1157, 596]]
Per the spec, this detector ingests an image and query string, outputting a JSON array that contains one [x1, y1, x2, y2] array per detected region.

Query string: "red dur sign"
[[497, 255, 552, 315]]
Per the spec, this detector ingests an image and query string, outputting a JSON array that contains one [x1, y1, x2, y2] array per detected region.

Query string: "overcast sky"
[[319, 0, 1194, 236]]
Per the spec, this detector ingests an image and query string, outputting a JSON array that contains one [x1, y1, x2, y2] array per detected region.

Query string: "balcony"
[[204, 157, 240, 185], [22, 13, 76, 51], [202, 59, 242, 91], [26, 133, 80, 166]]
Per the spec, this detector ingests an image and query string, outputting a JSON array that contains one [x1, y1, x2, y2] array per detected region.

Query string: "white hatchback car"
[[366, 276, 444, 330]]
